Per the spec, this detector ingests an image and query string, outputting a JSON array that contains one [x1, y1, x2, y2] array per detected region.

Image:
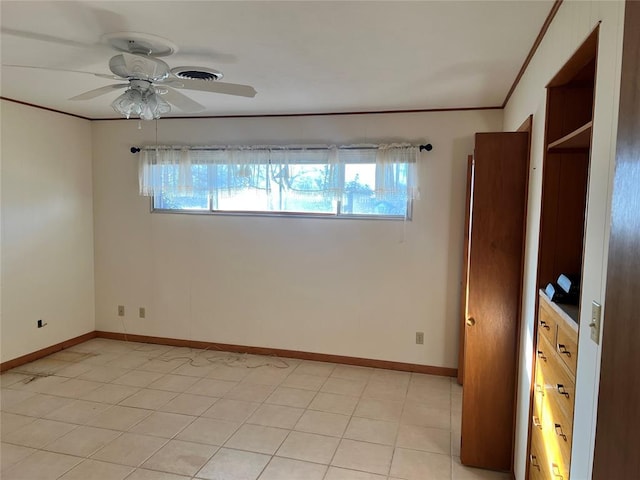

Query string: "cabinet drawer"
[[529, 427, 549, 480], [556, 326, 578, 376], [538, 300, 557, 346], [538, 337, 576, 419]]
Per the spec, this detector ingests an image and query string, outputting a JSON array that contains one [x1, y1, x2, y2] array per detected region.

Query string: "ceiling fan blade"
[[2, 64, 121, 80], [1, 27, 99, 50], [160, 87, 206, 113], [69, 84, 128, 101], [166, 77, 257, 98]]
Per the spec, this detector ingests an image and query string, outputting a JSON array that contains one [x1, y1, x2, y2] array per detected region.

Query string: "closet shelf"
[[548, 121, 593, 152]]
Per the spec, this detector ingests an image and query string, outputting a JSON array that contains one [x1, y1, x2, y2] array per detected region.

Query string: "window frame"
[[151, 160, 413, 220]]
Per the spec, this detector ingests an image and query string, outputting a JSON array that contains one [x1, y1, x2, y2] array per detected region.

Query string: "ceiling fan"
[[4, 32, 257, 120]]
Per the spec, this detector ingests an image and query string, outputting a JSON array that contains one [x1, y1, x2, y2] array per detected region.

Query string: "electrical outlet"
[[416, 332, 424, 344], [118, 305, 125, 317], [139, 307, 145, 319], [590, 301, 601, 344]]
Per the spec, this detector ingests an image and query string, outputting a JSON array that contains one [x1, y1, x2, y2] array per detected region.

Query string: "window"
[[141, 145, 419, 219]]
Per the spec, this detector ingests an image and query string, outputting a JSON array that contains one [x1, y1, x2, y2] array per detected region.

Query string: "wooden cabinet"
[[527, 28, 598, 479], [530, 292, 578, 480]]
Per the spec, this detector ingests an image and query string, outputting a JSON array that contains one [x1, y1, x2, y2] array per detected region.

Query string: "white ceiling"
[[0, 1, 553, 119]]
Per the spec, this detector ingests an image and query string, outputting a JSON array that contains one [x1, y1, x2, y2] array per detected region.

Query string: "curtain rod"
[[130, 144, 433, 154]]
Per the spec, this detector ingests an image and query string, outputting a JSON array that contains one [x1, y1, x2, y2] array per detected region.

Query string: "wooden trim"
[[95, 331, 457, 377], [457, 154, 474, 386], [592, 0, 640, 476], [93, 106, 503, 121], [0, 96, 91, 121], [0, 98, 501, 122], [513, 114, 533, 476], [502, 0, 563, 108], [0, 331, 97, 372]]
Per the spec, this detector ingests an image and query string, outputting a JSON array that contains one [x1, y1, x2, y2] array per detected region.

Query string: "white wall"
[[92, 110, 502, 368], [0, 100, 95, 363], [503, 1, 625, 479]]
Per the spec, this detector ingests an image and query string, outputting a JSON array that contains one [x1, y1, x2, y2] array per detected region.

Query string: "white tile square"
[[176, 417, 240, 446], [80, 384, 139, 404], [3, 393, 72, 417], [325, 466, 387, 480], [294, 361, 336, 377], [225, 424, 289, 455], [295, 410, 349, 437], [224, 383, 276, 402], [142, 439, 218, 476], [276, 431, 339, 464], [281, 373, 326, 391], [258, 456, 326, 480], [207, 365, 251, 382], [44, 399, 110, 424], [91, 432, 167, 467], [308, 392, 359, 415], [401, 401, 451, 429], [396, 424, 451, 455], [112, 370, 163, 388], [147, 374, 199, 392], [202, 398, 260, 422], [45, 379, 103, 398], [344, 417, 398, 445], [1, 450, 81, 480], [87, 405, 152, 431], [58, 459, 133, 480], [390, 447, 451, 480], [77, 366, 128, 383], [126, 469, 190, 480], [158, 393, 217, 416], [0, 443, 36, 472], [119, 388, 177, 410], [0, 413, 35, 435], [354, 398, 404, 422], [196, 447, 270, 480], [331, 439, 393, 475], [45, 426, 121, 457], [129, 411, 195, 438], [265, 386, 316, 408], [330, 365, 373, 381], [3, 418, 76, 448], [247, 404, 304, 429], [187, 378, 238, 397], [321, 377, 366, 396]]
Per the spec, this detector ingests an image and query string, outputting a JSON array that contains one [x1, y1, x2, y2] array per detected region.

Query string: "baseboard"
[[0, 331, 97, 372], [95, 331, 457, 377]]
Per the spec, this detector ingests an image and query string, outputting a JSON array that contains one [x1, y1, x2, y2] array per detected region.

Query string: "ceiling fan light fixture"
[[111, 87, 170, 120]]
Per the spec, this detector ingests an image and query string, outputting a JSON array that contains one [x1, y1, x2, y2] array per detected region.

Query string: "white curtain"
[[138, 143, 420, 201]]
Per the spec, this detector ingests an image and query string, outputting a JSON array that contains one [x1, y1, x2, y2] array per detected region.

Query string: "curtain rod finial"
[[131, 147, 141, 154], [419, 144, 433, 152]]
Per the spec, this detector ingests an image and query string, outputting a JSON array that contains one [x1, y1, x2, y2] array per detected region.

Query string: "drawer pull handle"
[[530, 454, 540, 470], [554, 423, 567, 441], [558, 344, 572, 357], [540, 320, 551, 330], [537, 350, 547, 361], [552, 464, 564, 479], [533, 416, 542, 429], [557, 384, 570, 398]]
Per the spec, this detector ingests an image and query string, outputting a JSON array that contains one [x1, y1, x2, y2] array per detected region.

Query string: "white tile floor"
[[0, 338, 510, 480]]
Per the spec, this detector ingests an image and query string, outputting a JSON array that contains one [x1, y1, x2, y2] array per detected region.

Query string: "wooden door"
[[592, 1, 640, 477], [461, 132, 528, 471]]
